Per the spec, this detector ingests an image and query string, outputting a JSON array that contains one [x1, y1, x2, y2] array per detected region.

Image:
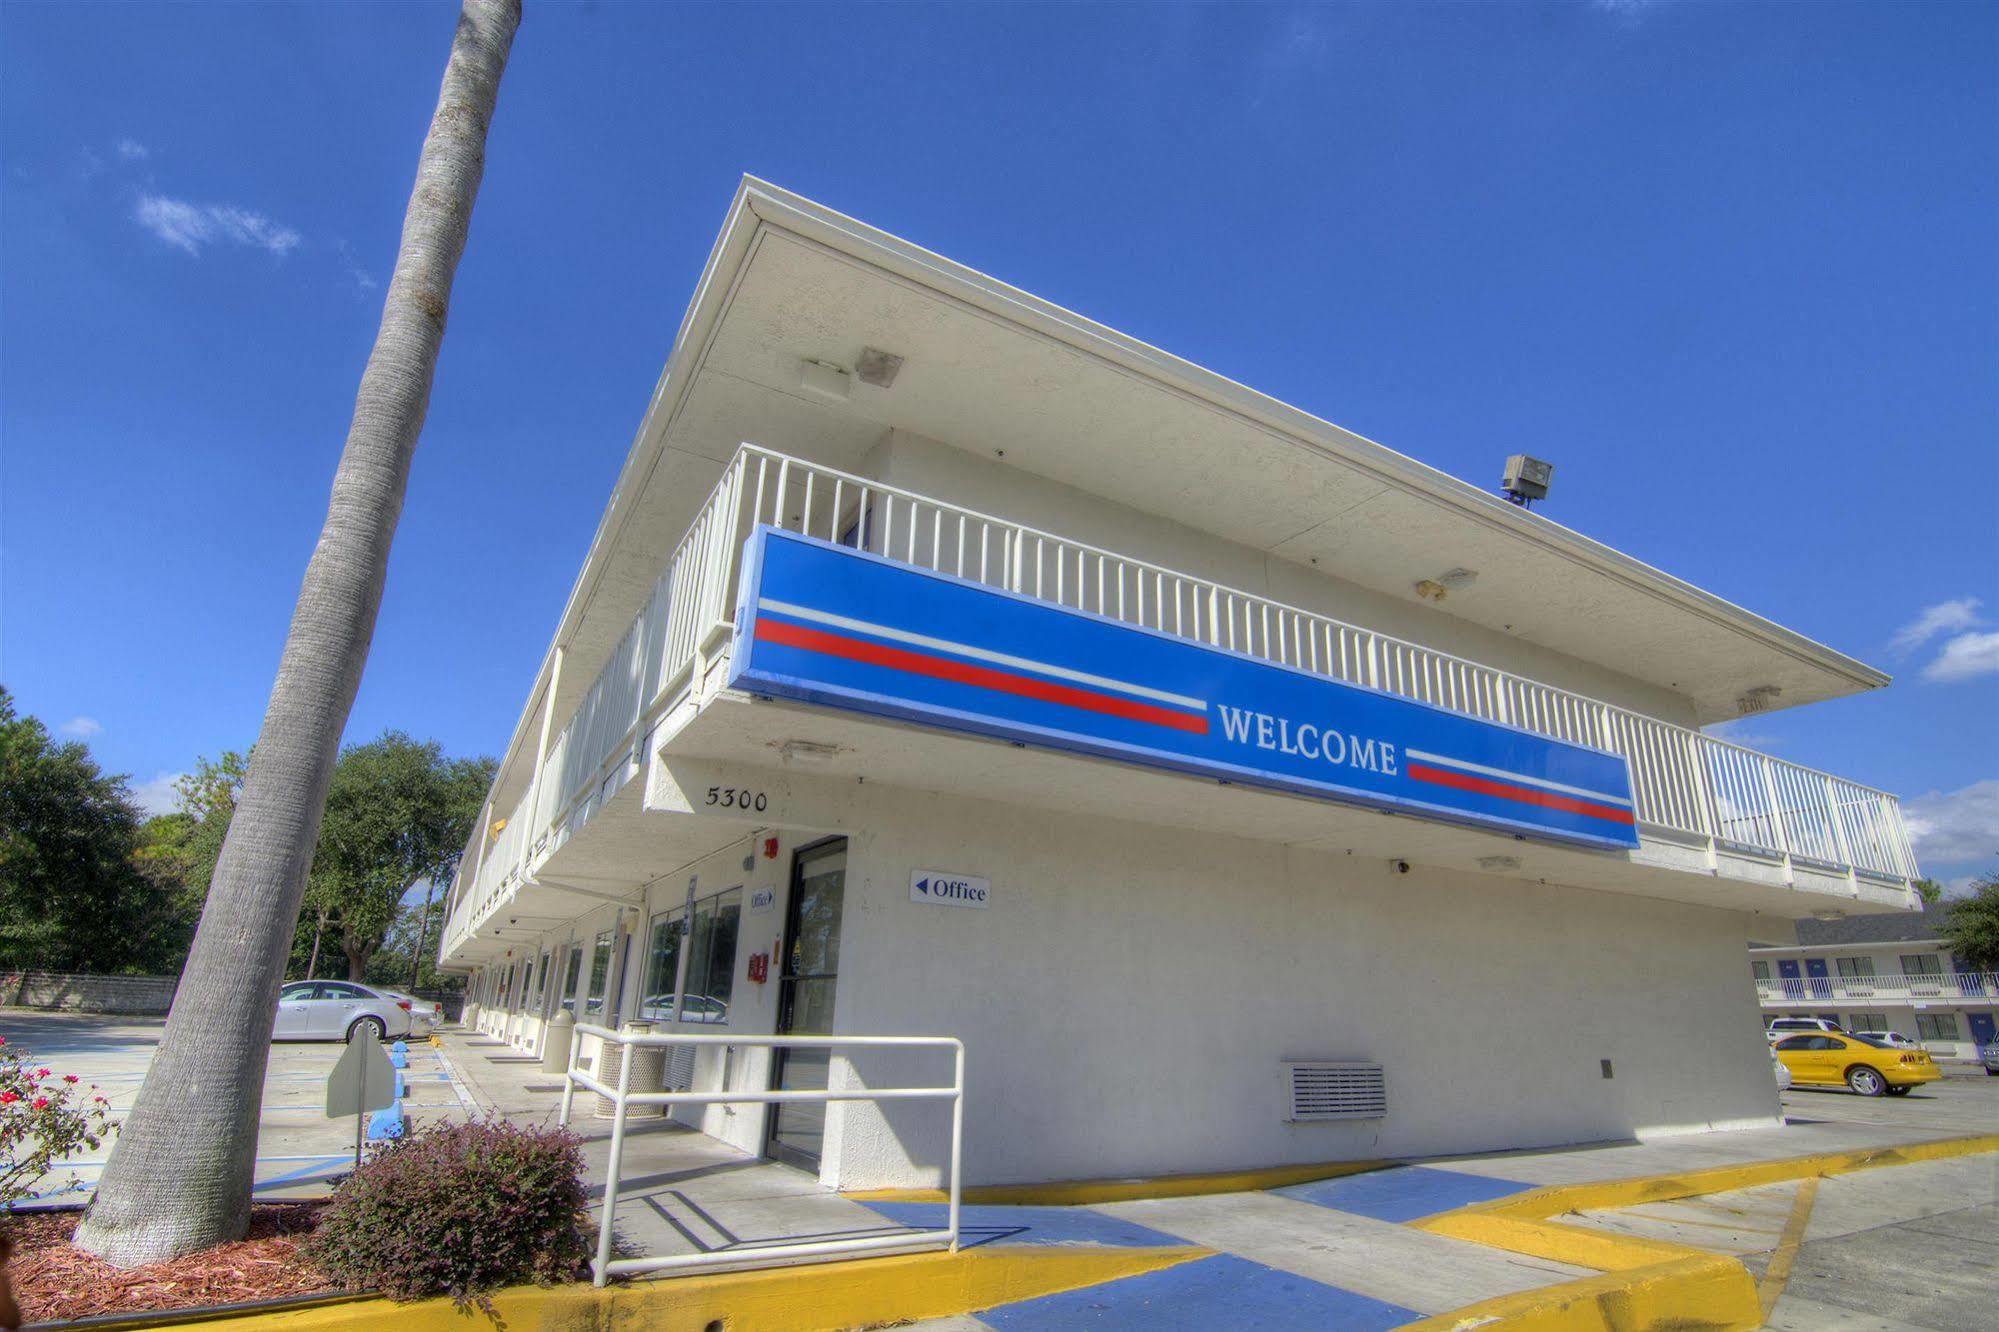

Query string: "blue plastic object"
[[366, 1101, 406, 1141]]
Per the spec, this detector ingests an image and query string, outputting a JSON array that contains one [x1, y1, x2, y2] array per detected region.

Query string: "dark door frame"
[[766, 835, 847, 1171]]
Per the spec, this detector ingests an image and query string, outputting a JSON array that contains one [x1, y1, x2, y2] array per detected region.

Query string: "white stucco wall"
[[817, 782, 1777, 1190], [471, 781, 1785, 1192]]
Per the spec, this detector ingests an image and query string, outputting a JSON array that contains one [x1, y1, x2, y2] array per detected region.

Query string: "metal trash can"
[[593, 1020, 667, 1119]]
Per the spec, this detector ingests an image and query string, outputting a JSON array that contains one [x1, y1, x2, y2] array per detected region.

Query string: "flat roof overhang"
[[475, 179, 1890, 818]]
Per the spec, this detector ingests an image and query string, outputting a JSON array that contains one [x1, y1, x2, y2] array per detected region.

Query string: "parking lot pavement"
[[0, 1009, 477, 1203]]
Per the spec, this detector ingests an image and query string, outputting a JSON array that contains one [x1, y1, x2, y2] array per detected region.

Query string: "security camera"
[[1392, 860, 1411, 875]]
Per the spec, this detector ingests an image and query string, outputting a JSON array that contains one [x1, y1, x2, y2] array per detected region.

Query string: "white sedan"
[[382, 990, 442, 1034], [274, 980, 414, 1042]]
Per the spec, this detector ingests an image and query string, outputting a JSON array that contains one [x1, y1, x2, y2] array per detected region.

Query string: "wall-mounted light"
[[798, 358, 851, 402], [777, 739, 840, 765]]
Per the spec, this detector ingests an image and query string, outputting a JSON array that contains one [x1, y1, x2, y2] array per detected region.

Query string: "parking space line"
[[1756, 1176, 1819, 1322]]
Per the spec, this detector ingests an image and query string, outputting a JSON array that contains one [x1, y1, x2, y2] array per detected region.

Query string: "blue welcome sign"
[[729, 529, 1639, 852]]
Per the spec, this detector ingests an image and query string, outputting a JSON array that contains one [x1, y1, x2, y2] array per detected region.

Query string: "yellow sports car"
[[1772, 1032, 1940, 1096]]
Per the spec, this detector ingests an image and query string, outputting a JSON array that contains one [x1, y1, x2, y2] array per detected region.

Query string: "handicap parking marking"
[[1273, 1165, 1535, 1223], [976, 1252, 1421, 1330], [252, 1154, 354, 1194], [860, 1202, 1191, 1250]]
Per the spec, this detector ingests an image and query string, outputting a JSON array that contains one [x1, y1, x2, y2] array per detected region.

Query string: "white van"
[[1767, 1016, 1844, 1043]]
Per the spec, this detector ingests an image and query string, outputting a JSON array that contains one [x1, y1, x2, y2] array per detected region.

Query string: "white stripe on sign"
[[1403, 748, 1632, 806], [757, 598, 1209, 712]]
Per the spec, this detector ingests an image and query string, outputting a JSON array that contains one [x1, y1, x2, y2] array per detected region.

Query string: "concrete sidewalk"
[[11, 1012, 1994, 1330]]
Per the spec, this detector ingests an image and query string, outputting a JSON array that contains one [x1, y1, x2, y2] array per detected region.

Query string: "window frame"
[[1914, 1012, 1961, 1042], [640, 885, 743, 1026]]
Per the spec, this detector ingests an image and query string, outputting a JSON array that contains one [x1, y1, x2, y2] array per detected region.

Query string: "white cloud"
[[59, 716, 103, 739], [1922, 631, 1999, 684], [134, 194, 301, 257], [116, 138, 149, 161], [1890, 597, 1983, 656], [1702, 720, 1781, 750], [335, 240, 379, 295], [1903, 779, 1999, 866], [129, 771, 187, 818]]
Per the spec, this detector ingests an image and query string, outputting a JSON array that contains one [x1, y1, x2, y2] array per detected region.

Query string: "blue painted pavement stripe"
[[251, 1155, 352, 1192], [1275, 1165, 1533, 1223], [861, 1202, 1188, 1249], [977, 1252, 1421, 1330]]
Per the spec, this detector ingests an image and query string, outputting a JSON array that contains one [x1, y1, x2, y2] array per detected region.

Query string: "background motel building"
[[1751, 905, 1998, 1064], [440, 180, 1922, 1191]]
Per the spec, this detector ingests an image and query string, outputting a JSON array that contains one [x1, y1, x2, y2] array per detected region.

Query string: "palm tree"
[[76, 0, 522, 1266]]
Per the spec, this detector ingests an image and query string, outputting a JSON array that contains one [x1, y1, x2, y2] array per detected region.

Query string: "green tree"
[[77, 0, 521, 1266], [1911, 878, 1943, 906], [1942, 874, 1999, 971], [0, 688, 147, 972], [364, 896, 465, 993], [310, 733, 493, 981]]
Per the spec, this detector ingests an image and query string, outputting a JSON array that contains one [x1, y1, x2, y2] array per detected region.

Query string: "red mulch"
[[7, 1204, 340, 1324]]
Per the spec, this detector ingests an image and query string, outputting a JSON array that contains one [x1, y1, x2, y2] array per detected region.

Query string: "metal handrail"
[[1754, 971, 1999, 1002], [559, 1023, 965, 1286], [444, 443, 1918, 956]]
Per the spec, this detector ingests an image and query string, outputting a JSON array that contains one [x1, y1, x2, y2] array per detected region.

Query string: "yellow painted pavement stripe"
[[1756, 1175, 1819, 1323], [1403, 1132, 1999, 1332], [1394, 1254, 1759, 1332], [845, 1158, 1388, 1205], [104, 1243, 1212, 1331]]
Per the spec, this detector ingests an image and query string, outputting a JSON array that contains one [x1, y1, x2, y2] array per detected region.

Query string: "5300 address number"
[[705, 786, 769, 813]]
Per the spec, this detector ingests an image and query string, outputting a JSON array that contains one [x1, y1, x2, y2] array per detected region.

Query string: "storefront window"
[[559, 945, 583, 1015], [585, 930, 614, 1018], [638, 888, 741, 1024]]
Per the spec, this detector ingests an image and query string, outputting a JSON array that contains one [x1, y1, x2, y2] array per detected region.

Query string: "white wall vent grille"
[[1282, 1060, 1386, 1121], [666, 1043, 696, 1092]]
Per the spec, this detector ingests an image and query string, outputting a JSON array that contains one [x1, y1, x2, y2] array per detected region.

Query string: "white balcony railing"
[[443, 445, 1919, 954], [1756, 972, 1999, 1006]]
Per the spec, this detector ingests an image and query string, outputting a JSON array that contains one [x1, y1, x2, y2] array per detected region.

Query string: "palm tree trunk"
[[76, 0, 521, 1267]]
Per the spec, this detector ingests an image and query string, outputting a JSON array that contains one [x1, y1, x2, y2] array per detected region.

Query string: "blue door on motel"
[[1779, 959, 1803, 1000], [1805, 957, 1831, 1000], [1969, 1013, 1997, 1047]]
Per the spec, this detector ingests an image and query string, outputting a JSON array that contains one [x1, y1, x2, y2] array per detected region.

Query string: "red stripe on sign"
[[1406, 762, 1635, 826], [755, 617, 1209, 735]]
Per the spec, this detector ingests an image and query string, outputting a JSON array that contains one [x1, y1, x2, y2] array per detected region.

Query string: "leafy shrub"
[[1, 1035, 115, 1206], [302, 1118, 589, 1303]]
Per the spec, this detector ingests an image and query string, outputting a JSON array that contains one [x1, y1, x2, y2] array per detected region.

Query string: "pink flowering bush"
[[1, 1035, 115, 1207]]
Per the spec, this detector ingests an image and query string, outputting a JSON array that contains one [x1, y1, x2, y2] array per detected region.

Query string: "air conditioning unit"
[[1281, 1060, 1387, 1122]]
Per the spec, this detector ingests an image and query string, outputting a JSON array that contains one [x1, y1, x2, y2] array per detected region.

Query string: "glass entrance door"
[[767, 837, 846, 1172]]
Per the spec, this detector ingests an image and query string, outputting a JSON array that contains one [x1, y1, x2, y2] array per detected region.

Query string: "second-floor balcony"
[[443, 444, 1919, 958], [1756, 972, 1999, 1006]]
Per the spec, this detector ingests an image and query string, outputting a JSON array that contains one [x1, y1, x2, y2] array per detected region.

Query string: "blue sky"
[[3, 1, 1993, 891]]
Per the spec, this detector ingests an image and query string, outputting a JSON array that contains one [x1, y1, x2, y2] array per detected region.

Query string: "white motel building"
[[1750, 906, 1997, 1064], [441, 180, 1922, 1190]]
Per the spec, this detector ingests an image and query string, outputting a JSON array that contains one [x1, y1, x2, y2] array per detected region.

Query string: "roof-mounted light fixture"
[[1500, 454, 1554, 508]]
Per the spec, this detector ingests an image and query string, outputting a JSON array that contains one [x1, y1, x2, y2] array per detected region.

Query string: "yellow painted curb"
[[1396, 1254, 1758, 1332], [1405, 1132, 1999, 1332], [114, 1243, 1210, 1331], [845, 1158, 1388, 1205]]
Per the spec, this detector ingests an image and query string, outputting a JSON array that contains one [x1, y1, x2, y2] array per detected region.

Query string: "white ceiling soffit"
[[492, 178, 1890, 790]]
